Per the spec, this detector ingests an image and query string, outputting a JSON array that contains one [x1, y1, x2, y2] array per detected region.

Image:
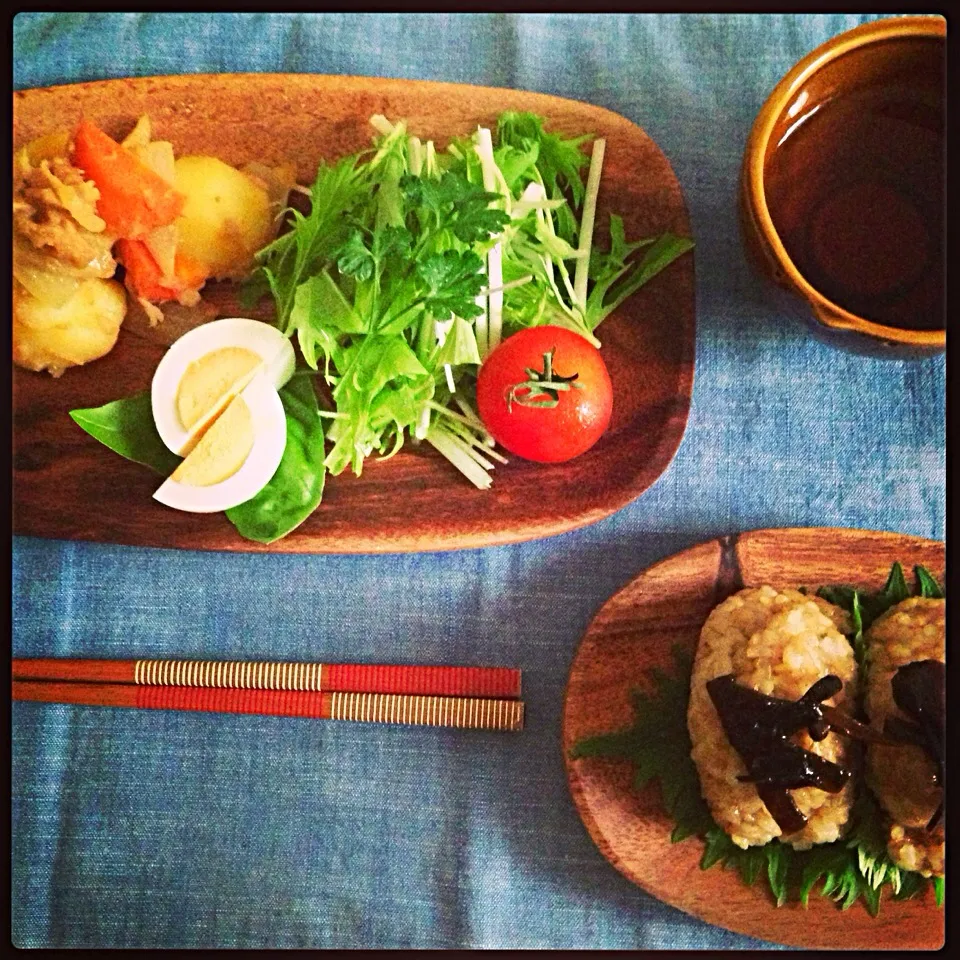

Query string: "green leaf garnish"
[[817, 563, 944, 644], [850, 591, 865, 666], [336, 229, 376, 281], [416, 249, 487, 321], [915, 566, 944, 599], [69, 391, 181, 475], [69, 379, 328, 546], [932, 876, 945, 907], [224, 376, 326, 544], [881, 561, 911, 605]]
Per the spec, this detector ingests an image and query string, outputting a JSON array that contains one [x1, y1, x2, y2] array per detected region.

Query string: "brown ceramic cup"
[[740, 16, 945, 358]]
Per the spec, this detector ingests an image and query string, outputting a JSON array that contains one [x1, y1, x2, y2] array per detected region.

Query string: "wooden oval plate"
[[562, 527, 945, 949], [12, 74, 694, 554]]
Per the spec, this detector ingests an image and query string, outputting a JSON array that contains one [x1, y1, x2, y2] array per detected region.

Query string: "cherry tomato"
[[476, 325, 613, 463]]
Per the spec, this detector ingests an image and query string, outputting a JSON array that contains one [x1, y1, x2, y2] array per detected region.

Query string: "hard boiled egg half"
[[151, 317, 295, 513]]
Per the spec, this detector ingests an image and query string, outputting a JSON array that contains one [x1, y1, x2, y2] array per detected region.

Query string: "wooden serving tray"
[[12, 74, 694, 554], [563, 527, 945, 949]]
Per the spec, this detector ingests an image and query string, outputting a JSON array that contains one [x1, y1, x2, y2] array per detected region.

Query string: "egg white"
[[152, 316, 295, 457], [153, 372, 287, 514]]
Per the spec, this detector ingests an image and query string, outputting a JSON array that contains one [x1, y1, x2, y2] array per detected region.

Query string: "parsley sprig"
[[570, 563, 944, 914]]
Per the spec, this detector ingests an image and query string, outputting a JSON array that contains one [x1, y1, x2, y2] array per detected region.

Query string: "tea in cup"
[[740, 16, 945, 357]]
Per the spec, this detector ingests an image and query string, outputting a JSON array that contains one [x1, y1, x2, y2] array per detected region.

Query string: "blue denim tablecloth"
[[12, 12, 944, 950]]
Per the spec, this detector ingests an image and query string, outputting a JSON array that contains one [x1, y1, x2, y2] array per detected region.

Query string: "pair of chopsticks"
[[12, 658, 524, 731]]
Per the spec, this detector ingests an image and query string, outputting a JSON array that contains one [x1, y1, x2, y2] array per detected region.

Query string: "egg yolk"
[[176, 346, 261, 431], [170, 394, 254, 487]]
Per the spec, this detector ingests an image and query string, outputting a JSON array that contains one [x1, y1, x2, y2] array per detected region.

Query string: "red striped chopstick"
[[12, 658, 521, 699], [12, 680, 524, 731]]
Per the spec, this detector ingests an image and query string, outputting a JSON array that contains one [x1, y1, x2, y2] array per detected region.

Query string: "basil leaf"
[[69, 391, 181, 475], [225, 376, 326, 544]]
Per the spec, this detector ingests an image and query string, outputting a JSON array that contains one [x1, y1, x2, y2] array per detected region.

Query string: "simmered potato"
[[19, 129, 72, 167], [173, 155, 275, 280], [13, 277, 127, 377]]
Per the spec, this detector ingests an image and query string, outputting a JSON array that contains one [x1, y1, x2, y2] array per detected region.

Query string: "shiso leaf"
[[915, 565, 945, 599], [700, 827, 735, 871], [817, 563, 943, 647], [766, 842, 790, 907], [569, 729, 639, 760], [800, 844, 851, 907], [570, 563, 942, 914], [932, 877, 945, 907], [850, 592, 865, 666], [736, 846, 767, 888], [881, 561, 911, 605]]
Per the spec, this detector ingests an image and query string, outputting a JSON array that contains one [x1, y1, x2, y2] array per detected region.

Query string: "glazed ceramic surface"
[[740, 16, 945, 358]]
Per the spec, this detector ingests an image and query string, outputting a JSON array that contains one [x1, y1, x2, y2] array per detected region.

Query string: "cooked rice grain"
[[688, 586, 857, 850], [864, 597, 945, 877]]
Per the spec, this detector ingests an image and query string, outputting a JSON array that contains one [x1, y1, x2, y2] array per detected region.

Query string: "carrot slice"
[[116, 238, 208, 302], [71, 120, 185, 238]]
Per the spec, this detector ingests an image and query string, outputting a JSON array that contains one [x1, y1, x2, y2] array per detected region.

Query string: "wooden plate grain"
[[562, 527, 945, 949], [12, 74, 694, 554]]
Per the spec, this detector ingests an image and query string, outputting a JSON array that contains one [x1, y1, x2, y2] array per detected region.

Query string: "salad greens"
[[70, 111, 693, 542], [570, 563, 944, 915], [250, 111, 693, 490]]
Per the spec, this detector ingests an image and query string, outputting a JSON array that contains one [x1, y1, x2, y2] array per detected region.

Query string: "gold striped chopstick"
[[13, 657, 522, 699], [12, 680, 524, 731]]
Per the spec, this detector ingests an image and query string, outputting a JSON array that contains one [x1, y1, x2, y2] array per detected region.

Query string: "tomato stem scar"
[[504, 347, 583, 411]]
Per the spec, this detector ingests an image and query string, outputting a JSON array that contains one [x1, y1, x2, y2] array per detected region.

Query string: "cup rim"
[[745, 15, 946, 347]]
